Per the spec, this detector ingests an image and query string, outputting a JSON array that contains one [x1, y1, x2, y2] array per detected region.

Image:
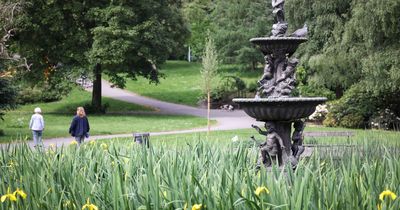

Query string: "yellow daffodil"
[[82, 198, 98, 210], [89, 140, 96, 145], [100, 143, 108, 150], [13, 188, 27, 199], [192, 203, 202, 210], [1, 187, 17, 203], [70, 140, 78, 145], [255, 186, 270, 196], [379, 190, 397, 201]]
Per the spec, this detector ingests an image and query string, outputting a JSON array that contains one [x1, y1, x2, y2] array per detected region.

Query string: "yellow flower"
[[379, 190, 397, 201], [89, 140, 96, 145], [82, 198, 98, 210], [377, 203, 382, 210], [70, 140, 78, 145], [255, 186, 270, 196], [100, 143, 108, 150], [192, 203, 202, 210], [13, 188, 27, 199], [1, 187, 17, 203]]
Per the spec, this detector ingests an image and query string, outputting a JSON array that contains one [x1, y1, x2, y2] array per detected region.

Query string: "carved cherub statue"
[[256, 55, 275, 97], [252, 122, 285, 168], [275, 58, 298, 96], [291, 120, 305, 160]]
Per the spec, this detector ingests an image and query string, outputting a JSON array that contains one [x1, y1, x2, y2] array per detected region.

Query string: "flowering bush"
[[370, 109, 400, 130], [308, 104, 328, 123]]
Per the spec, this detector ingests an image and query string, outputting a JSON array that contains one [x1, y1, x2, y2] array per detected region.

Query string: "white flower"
[[231, 135, 239, 142]]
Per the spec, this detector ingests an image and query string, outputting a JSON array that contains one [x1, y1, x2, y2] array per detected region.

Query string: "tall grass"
[[0, 139, 399, 209]]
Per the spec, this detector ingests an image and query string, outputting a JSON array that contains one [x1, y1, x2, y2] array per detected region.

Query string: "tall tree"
[[12, 0, 189, 111], [182, 0, 214, 59], [0, 1, 25, 119], [201, 35, 218, 134], [211, 0, 272, 70]]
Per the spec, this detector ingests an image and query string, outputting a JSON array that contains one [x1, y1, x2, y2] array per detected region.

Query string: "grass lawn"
[[14, 87, 154, 114], [101, 125, 400, 147], [0, 87, 210, 143], [120, 60, 260, 106]]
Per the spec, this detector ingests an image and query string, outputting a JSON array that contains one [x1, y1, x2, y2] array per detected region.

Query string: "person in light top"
[[29, 107, 45, 147]]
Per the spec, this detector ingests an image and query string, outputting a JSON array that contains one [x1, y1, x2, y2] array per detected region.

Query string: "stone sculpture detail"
[[255, 0, 307, 98], [252, 122, 285, 168], [233, 1, 326, 170]]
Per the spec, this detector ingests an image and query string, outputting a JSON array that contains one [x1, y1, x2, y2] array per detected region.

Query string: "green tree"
[[211, 0, 272, 69], [286, 0, 400, 126], [182, 0, 214, 60], [0, 1, 24, 119], [201, 36, 218, 134], [13, 0, 189, 111]]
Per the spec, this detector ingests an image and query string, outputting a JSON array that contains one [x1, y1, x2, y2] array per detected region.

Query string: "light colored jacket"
[[29, 114, 44, 131]]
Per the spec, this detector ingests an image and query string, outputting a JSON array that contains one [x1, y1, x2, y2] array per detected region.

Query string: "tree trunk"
[[92, 63, 102, 111], [335, 86, 343, 99], [251, 61, 256, 71], [207, 91, 211, 135]]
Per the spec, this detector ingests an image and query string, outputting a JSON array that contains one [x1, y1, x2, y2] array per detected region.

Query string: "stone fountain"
[[233, 0, 326, 169]]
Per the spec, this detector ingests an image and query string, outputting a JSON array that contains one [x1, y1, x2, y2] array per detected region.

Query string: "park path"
[[3, 80, 261, 148]]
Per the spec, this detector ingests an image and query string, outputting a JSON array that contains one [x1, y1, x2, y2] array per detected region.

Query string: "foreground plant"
[[1, 187, 17, 203], [82, 198, 98, 210]]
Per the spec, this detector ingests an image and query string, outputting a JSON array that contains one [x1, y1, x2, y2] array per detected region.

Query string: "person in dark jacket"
[[69, 107, 90, 145]]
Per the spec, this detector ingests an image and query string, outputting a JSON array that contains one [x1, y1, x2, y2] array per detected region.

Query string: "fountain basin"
[[233, 97, 327, 121], [250, 37, 308, 56]]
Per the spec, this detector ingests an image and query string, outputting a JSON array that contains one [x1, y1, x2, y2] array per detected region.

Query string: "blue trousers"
[[75, 136, 85, 145], [32, 130, 43, 146]]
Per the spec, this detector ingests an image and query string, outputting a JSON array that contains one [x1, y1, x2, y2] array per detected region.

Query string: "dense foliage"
[[285, 0, 400, 128], [10, 0, 189, 110], [183, 0, 400, 128]]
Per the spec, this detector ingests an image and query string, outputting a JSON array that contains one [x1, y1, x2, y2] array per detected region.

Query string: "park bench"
[[301, 131, 355, 156], [303, 131, 354, 144]]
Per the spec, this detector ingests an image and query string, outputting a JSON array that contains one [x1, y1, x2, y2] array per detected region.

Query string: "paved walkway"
[[3, 80, 261, 148]]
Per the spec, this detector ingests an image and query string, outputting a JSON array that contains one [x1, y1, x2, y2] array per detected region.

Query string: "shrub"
[[309, 104, 328, 123], [323, 112, 338, 127], [324, 84, 376, 128], [370, 109, 400, 130], [16, 87, 42, 104], [83, 103, 109, 114], [297, 84, 336, 100], [340, 113, 365, 128]]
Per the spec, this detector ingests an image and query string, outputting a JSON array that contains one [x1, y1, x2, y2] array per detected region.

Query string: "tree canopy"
[[11, 0, 189, 110]]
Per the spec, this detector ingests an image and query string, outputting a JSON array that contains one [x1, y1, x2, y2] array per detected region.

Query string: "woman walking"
[[29, 107, 45, 147], [69, 107, 90, 145]]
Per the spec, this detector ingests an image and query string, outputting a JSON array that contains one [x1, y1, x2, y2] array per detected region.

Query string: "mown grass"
[[0, 87, 209, 143], [121, 61, 260, 106], [0, 134, 399, 209], [13, 87, 153, 114], [101, 125, 400, 147]]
